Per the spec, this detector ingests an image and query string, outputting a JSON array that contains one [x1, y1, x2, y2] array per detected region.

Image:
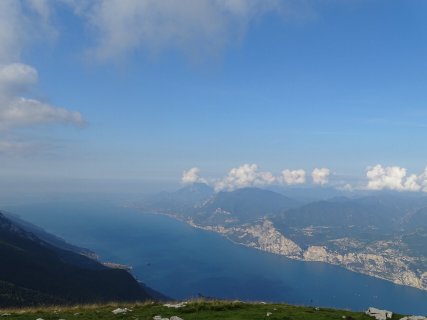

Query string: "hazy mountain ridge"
[[137, 184, 427, 291], [135, 183, 215, 215], [0, 211, 161, 307], [190, 187, 299, 225], [4, 212, 97, 258], [3, 212, 105, 271]]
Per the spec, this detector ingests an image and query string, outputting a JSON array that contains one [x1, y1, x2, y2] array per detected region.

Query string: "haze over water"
[[6, 199, 427, 315]]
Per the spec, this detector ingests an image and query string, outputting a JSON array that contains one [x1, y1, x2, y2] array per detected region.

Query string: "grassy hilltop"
[[0, 300, 406, 320]]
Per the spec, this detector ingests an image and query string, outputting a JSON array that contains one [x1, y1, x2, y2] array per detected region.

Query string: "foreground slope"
[[0, 301, 411, 320], [0, 212, 156, 307]]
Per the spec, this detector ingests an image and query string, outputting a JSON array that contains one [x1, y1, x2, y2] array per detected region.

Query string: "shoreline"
[[132, 207, 427, 293]]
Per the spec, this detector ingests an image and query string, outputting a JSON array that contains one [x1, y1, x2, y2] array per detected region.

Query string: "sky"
[[1, 0, 427, 195]]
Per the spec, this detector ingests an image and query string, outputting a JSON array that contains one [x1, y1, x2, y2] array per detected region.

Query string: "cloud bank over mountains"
[[365, 165, 427, 192], [182, 164, 427, 193], [213, 164, 277, 191], [312, 168, 330, 185], [182, 164, 330, 191], [182, 167, 207, 185], [281, 169, 306, 185]]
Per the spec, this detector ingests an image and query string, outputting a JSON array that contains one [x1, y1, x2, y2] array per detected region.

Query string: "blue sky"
[[1, 0, 427, 194]]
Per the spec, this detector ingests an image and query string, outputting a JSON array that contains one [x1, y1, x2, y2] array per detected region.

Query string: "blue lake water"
[[4, 200, 427, 315]]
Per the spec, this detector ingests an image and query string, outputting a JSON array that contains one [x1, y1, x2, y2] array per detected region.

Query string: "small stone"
[[365, 307, 393, 320], [112, 308, 132, 315], [112, 308, 125, 315], [170, 316, 184, 320], [266, 312, 272, 317], [163, 302, 187, 309]]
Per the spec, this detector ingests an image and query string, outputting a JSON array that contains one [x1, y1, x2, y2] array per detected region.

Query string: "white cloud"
[[281, 169, 306, 185], [420, 167, 427, 193], [403, 174, 422, 192], [0, 0, 56, 63], [312, 168, 330, 185], [0, 63, 38, 93], [0, 2, 85, 156], [182, 167, 205, 184], [1, 97, 85, 128], [0, 63, 85, 130], [214, 163, 276, 191], [64, 0, 290, 62], [365, 164, 421, 192], [0, 1, 26, 62]]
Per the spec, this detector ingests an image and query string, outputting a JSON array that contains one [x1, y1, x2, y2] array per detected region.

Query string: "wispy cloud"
[[64, 0, 308, 62], [0, 138, 52, 157], [0, 0, 56, 62]]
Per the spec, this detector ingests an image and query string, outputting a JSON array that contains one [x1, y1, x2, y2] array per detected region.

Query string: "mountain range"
[[136, 183, 427, 291]]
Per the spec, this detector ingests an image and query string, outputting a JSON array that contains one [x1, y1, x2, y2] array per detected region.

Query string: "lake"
[[4, 199, 427, 315]]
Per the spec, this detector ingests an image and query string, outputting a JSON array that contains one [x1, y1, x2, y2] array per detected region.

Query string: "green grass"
[[0, 300, 406, 320]]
